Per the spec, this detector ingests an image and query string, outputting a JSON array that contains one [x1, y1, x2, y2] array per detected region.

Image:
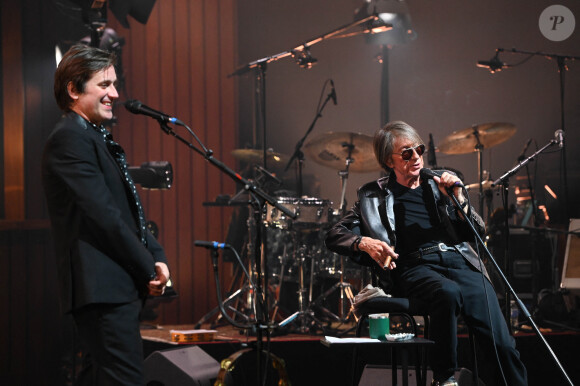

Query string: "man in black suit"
[[42, 45, 170, 386]]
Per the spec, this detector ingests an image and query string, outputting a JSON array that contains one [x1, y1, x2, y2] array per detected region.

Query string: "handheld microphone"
[[420, 168, 464, 187], [517, 138, 533, 161], [555, 129, 564, 148], [124, 100, 184, 125], [194, 240, 228, 249], [330, 80, 337, 105]]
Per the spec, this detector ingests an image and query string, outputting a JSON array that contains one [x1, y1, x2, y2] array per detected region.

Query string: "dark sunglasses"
[[394, 144, 426, 161]]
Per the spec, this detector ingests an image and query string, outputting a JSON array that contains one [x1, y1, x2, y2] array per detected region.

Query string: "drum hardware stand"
[[471, 125, 486, 217], [490, 134, 573, 385], [338, 141, 355, 215], [269, 243, 289, 322], [305, 142, 357, 327], [312, 254, 356, 323], [278, 233, 328, 333]]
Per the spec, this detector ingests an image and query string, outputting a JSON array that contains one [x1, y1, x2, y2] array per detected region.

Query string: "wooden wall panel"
[[107, 0, 238, 324], [1, 0, 24, 219]]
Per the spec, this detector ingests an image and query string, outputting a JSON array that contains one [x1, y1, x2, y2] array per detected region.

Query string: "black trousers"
[[397, 250, 528, 385], [72, 299, 144, 386]]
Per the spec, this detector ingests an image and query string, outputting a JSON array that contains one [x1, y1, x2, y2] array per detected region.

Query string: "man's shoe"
[[431, 375, 459, 386]]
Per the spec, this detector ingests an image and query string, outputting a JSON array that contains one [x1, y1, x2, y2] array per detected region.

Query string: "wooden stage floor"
[[141, 317, 580, 386]]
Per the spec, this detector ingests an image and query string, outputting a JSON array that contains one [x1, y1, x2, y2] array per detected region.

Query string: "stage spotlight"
[[355, 0, 415, 45]]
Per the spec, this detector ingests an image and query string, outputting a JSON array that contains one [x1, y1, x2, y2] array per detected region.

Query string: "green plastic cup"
[[369, 313, 390, 340]]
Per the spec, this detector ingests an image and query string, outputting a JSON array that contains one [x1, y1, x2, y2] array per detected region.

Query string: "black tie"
[[93, 124, 148, 247]]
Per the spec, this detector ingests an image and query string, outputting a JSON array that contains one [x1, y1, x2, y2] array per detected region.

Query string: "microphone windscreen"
[[419, 168, 442, 180], [124, 99, 142, 113]]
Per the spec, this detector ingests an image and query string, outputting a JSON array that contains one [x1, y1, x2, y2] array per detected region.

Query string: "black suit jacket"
[[42, 113, 168, 314]]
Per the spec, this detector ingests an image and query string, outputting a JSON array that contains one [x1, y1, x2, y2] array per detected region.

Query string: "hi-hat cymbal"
[[231, 149, 288, 165], [304, 131, 381, 173], [438, 122, 517, 154]]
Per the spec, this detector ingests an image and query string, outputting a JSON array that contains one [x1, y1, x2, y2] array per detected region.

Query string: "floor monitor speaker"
[[144, 345, 223, 386]]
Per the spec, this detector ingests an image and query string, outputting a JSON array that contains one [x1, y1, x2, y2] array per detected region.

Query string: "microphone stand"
[[492, 136, 560, 323], [283, 83, 335, 196], [488, 137, 573, 384], [495, 47, 580, 223], [155, 119, 296, 386], [447, 186, 573, 386]]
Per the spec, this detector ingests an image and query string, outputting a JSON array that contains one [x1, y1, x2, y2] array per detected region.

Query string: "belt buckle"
[[437, 243, 448, 252]]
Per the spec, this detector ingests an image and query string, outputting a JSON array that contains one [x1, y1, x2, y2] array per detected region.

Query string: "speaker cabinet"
[[487, 229, 554, 296], [144, 346, 222, 386], [561, 218, 580, 290]]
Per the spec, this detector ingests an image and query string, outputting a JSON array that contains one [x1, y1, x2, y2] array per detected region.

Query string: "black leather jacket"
[[325, 173, 488, 290]]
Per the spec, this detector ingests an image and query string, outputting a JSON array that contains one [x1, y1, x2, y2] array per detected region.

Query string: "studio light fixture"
[[354, 0, 415, 45]]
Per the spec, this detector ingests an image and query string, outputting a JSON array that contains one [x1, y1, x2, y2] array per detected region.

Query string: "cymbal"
[[304, 131, 381, 173], [231, 149, 288, 165], [438, 122, 517, 154], [465, 180, 495, 191]]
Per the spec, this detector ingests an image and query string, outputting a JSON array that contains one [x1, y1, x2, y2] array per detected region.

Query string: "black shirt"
[[391, 181, 446, 257]]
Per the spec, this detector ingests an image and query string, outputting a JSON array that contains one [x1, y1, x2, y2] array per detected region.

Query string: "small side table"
[[321, 336, 434, 386]]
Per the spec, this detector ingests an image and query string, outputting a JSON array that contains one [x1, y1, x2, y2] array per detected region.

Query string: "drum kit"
[[198, 121, 518, 334]]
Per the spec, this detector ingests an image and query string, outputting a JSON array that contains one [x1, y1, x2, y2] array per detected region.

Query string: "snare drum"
[[265, 196, 333, 229]]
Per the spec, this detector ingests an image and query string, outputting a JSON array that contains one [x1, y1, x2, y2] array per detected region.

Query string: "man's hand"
[[433, 172, 469, 218], [148, 262, 170, 296], [358, 236, 398, 270]]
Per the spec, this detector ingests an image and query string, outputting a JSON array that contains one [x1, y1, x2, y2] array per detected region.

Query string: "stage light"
[[354, 0, 415, 45]]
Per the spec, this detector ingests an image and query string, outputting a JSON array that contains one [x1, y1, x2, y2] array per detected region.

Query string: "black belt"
[[404, 243, 454, 260]]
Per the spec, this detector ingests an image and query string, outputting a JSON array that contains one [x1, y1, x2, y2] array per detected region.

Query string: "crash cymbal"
[[438, 122, 517, 154], [231, 149, 288, 165], [304, 131, 381, 173]]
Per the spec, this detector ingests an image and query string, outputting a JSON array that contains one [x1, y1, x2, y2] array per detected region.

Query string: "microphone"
[[555, 129, 564, 148], [517, 138, 532, 162], [420, 168, 464, 187], [476, 54, 507, 73], [330, 80, 337, 105], [194, 240, 228, 249], [427, 133, 437, 167], [124, 100, 184, 125]]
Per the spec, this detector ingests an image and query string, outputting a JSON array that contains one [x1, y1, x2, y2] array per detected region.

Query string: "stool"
[[353, 296, 479, 386]]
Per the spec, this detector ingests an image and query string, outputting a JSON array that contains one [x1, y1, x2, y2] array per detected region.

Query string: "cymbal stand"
[[309, 143, 357, 324], [338, 142, 355, 215], [471, 124, 485, 217]]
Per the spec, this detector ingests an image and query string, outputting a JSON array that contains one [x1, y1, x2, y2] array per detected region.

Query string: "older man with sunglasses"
[[326, 121, 527, 385]]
